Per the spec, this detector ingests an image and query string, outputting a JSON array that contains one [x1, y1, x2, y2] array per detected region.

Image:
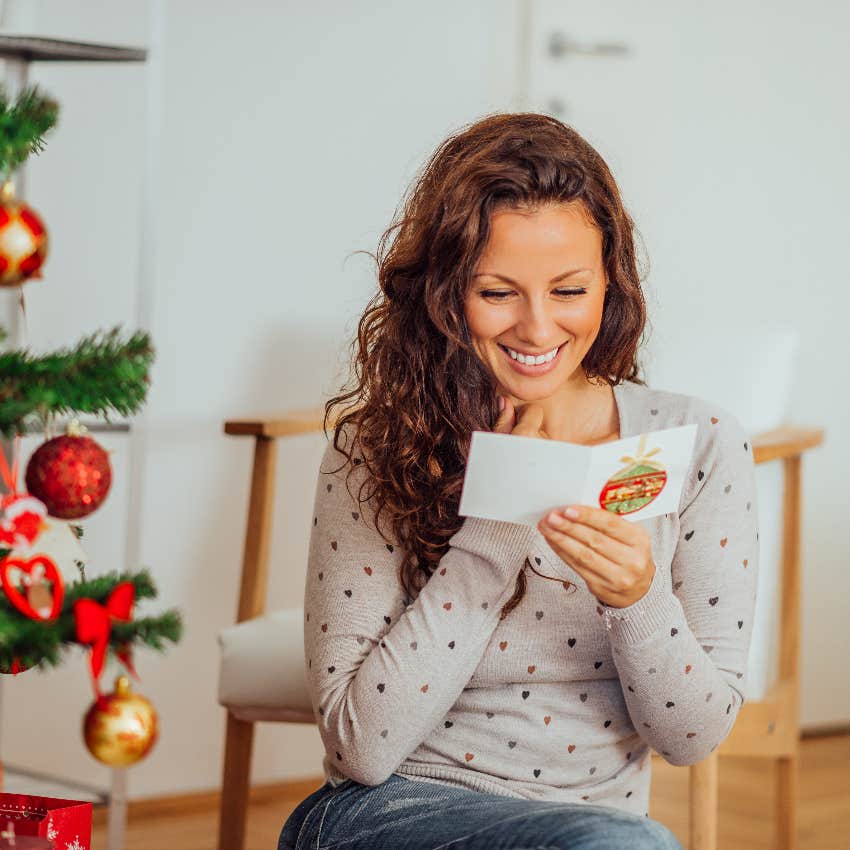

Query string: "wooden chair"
[[217, 407, 823, 850]]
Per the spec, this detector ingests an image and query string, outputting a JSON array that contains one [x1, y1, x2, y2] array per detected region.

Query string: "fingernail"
[[498, 396, 505, 412], [564, 506, 579, 519]]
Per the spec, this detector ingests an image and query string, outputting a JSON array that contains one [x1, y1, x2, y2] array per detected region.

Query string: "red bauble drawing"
[[598, 433, 667, 515]]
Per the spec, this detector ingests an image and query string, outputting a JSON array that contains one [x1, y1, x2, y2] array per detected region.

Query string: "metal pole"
[[2, 55, 27, 350], [107, 768, 128, 850], [0, 51, 28, 785]]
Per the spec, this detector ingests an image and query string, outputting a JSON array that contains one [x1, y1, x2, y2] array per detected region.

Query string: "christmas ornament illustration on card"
[[598, 433, 667, 515]]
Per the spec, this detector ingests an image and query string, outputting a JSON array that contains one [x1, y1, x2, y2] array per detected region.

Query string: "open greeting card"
[[458, 424, 698, 526]]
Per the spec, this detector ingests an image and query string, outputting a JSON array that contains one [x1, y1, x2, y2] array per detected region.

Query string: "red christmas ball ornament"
[[25, 423, 112, 519], [0, 180, 48, 288]]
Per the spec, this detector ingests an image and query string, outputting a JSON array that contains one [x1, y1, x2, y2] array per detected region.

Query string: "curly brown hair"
[[322, 112, 649, 619]]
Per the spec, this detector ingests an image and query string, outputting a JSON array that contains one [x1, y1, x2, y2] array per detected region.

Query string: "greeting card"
[[458, 424, 697, 526]]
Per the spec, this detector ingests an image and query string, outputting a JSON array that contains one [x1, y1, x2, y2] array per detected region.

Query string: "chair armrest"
[[224, 406, 337, 438], [751, 426, 824, 464]]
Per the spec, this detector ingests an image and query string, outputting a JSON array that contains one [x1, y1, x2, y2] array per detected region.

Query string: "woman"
[[279, 113, 758, 849]]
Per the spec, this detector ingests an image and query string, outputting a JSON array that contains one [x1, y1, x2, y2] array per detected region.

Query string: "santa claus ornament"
[[598, 433, 667, 515], [0, 447, 54, 673], [0, 491, 48, 549]]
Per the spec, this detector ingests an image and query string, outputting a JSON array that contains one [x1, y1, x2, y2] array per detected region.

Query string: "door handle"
[[548, 31, 631, 59]]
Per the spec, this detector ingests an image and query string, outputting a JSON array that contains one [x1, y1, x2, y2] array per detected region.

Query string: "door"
[[524, 0, 849, 731]]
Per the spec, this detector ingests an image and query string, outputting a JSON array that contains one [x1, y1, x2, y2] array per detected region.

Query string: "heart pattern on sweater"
[[311, 402, 756, 797]]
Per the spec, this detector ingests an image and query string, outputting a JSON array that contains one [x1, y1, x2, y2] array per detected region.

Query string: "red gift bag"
[[0, 794, 92, 850]]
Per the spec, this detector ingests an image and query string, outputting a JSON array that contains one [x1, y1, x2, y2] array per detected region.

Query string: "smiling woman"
[[279, 113, 757, 850]]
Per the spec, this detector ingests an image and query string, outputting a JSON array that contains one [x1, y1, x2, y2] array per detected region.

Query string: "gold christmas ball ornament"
[[83, 675, 159, 767], [0, 180, 49, 288]]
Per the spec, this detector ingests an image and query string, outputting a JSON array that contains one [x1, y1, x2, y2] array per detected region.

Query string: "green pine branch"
[[0, 568, 183, 672], [0, 325, 154, 437], [0, 85, 59, 177]]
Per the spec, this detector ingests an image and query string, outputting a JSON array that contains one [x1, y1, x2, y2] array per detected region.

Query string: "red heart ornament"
[[0, 554, 64, 621]]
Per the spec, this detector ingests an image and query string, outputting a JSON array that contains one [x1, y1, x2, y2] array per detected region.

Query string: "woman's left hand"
[[537, 504, 656, 608]]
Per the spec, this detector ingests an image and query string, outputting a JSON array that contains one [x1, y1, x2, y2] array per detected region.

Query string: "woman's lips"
[[498, 342, 567, 376]]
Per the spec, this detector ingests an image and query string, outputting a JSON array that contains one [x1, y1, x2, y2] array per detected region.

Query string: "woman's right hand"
[[493, 396, 549, 440]]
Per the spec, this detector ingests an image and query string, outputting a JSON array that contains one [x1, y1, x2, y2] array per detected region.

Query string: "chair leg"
[[218, 711, 255, 850], [776, 753, 798, 850], [689, 750, 719, 850]]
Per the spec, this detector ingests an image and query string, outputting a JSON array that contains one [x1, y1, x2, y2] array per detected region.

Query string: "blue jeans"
[[278, 773, 683, 849]]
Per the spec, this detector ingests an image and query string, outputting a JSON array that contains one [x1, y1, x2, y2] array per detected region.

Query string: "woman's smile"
[[497, 340, 568, 377]]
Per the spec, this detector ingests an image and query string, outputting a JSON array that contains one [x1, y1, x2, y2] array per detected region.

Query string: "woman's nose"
[[514, 298, 559, 343]]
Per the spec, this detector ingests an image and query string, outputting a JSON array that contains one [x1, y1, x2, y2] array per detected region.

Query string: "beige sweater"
[[303, 379, 759, 817]]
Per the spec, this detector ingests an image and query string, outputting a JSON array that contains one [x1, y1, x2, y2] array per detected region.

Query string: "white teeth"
[[506, 345, 559, 365]]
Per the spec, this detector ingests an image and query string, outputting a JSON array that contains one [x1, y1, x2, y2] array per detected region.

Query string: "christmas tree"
[[0, 84, 181, 768]]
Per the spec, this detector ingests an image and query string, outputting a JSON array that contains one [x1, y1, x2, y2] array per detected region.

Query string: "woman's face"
[[464, 202, 607, 402]]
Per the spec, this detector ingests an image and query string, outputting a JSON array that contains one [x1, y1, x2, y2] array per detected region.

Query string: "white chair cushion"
[[217, 608, 315, 723]]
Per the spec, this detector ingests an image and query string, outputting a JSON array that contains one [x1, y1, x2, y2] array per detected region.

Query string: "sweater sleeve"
[[602, 407, 760, 766], [304, 427, 538, 786]]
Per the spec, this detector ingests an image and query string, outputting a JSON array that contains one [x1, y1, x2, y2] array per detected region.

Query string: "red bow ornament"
[[74, 582, 139, 698]]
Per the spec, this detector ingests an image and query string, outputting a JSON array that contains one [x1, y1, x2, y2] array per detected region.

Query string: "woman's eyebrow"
[[472, 268, 592, 284]]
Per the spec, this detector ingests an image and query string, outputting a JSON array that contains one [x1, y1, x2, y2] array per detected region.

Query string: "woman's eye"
[[481, 288, 586, 300]]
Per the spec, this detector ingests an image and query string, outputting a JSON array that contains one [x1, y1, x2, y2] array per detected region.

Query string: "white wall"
[[0, 0, 847, 803], [0, 0, 525, 799]]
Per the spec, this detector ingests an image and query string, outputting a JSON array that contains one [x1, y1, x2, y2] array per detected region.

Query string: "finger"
[[492, 398, 516, 434], [554, 503, 636, 545], [513, 404, 545, 438], [544, 510, 633, 564], [538, 523, 619, 583]]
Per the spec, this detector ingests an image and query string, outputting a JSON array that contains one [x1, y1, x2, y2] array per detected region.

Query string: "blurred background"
[[0, 0, 847, 810]]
